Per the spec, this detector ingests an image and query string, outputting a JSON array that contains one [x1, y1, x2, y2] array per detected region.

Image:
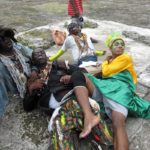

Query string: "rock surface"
[[0, 0, 150, 150], [1, 19, 150, 150], [0, 0, 150, 31]]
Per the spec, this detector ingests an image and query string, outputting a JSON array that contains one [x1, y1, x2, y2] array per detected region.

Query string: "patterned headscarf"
[[105, 32, 124, 48]]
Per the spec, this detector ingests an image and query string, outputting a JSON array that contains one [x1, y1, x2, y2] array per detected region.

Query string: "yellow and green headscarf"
[[105, 32, 124, 48]]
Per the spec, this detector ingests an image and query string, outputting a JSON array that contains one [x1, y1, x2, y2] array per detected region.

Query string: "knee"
[[112, 112, 126, 129], [113, 120, 126, 130]]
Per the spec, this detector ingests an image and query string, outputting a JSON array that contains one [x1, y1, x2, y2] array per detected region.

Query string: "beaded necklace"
[[72, 33, 89, 53]]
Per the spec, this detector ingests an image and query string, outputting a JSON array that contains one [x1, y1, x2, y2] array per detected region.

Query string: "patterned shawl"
[[0, 47, 30, 98]]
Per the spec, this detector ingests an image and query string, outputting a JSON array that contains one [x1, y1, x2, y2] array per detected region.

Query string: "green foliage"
[[83, 20, 98, 28]]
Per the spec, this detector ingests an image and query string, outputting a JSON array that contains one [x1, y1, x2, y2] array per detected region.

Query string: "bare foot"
[[79, 114, 100, 138]]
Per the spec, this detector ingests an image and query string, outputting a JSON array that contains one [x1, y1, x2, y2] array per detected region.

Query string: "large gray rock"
[[16, 27, 54, 50], [138, 65, 150, 88], [127, 118, 150, 150], [123, 31, 150, 46]]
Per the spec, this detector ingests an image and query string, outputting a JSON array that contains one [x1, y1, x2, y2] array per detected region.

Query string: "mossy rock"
[[64, 19, 98, 29], [16, 28, 55, 50], [83, 20, 98, 28]]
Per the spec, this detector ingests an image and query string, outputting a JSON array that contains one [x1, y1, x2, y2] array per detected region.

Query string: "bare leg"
[[71, 72, 100, 138], [74, 86, 100, 138], [84, 75, 95, 96], [112, 111, 128, 150]]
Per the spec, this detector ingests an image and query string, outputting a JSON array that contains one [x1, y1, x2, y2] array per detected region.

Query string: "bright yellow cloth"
[[95, 50, 105, 56], [48, 49, 64, 62], [102, 53, 137, 84]]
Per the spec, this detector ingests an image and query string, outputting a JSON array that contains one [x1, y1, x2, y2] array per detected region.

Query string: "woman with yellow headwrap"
[[86, 32, 150, 150]]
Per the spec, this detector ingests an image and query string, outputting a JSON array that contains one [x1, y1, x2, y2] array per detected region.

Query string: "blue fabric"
[[0, 63, 18, 116], [0, 43, 32, 117]]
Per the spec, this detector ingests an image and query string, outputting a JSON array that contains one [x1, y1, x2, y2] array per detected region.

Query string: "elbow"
[[102, 70, 110, 77]]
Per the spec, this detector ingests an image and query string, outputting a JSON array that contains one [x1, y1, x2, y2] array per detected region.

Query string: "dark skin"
[[32, 48, 47, 69], [28, 48, 71, 95], [0, 27, 17, 55], [28, 48, 48, 94], [0, 37, 14, 56], [69, 24, 82, 36], [28, 48, 100, 138], [0, 36, 24, 72]]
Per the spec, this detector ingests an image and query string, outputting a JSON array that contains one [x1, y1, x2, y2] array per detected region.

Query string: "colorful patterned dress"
[[48, 98, 113, 150]]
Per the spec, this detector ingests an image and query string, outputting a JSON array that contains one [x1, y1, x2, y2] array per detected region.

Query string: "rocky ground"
[[0, 0, 150, 31], [0, 0, 150, 150]]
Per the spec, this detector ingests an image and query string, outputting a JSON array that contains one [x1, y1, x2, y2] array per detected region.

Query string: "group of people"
[[0, 22, 150, 150], [0, 26, 33, 115], [49, 22, 105, 66], [47, 31, 150, 150]]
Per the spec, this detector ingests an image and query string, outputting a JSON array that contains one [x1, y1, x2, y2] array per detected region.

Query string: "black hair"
[[67, 22, 80, 34], [0, 25, 17, 43]]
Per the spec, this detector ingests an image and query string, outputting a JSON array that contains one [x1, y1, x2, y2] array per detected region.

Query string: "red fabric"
[[68, 0, 83, 16], [94, 134, 101, 141]]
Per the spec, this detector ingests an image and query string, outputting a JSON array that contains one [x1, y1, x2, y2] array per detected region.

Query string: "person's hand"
[[28, 79, 45, 94], [60, 75, 71, 84], [29, 71, 39, 81], [57, 60, 67, 69]]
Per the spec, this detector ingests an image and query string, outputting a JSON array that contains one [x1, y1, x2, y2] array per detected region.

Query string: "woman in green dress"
[[48, 32, 150, 150], [86, 32, 150, 150]]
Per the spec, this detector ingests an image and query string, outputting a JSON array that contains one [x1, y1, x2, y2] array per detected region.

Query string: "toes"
[[79, 127, 91, 138]]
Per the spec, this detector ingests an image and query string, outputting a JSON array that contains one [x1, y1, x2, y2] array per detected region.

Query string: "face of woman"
[[111, 39, 125, 56], [0, 37, 13, 53]]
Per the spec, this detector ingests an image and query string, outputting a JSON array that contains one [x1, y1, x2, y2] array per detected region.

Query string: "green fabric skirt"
[[86, 70, 150, 119]]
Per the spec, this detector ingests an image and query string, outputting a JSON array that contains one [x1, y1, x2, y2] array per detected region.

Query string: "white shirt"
[[61, 34, 95, 63]]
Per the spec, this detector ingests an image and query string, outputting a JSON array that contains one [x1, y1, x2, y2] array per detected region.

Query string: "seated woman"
[[49, 22, 105, 66], [85, 32, 150, 150], [0, 26, 33, 117]]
